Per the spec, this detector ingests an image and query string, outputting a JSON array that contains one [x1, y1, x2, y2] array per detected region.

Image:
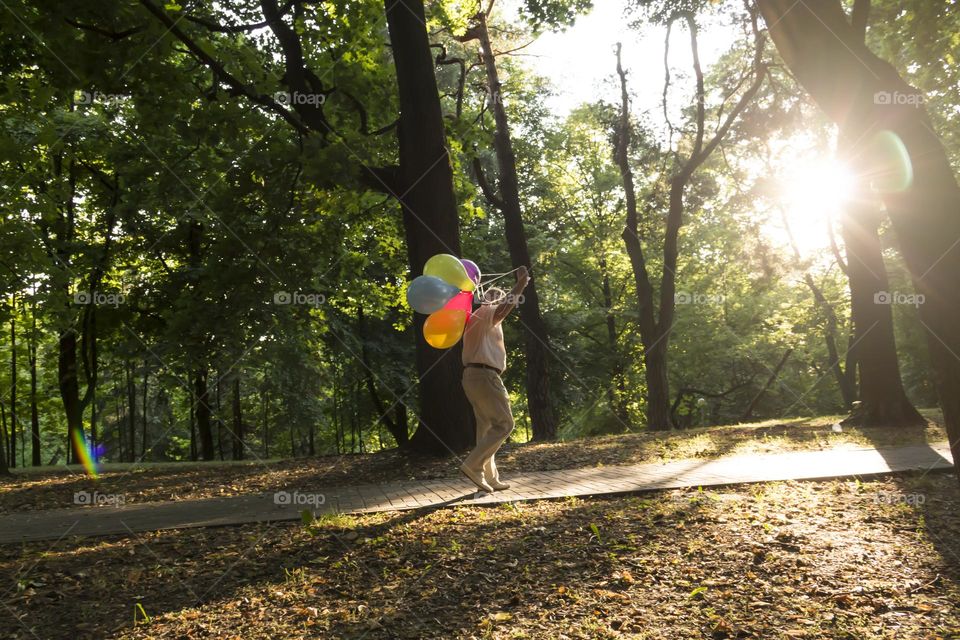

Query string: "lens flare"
[[70, 430, 100, 478], [866, 130, 913, 193]]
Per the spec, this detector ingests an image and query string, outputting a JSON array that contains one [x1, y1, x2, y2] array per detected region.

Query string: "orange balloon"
[[423, 309, 467, 349]]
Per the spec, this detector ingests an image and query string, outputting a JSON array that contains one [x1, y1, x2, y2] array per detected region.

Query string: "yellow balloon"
[[424, 254, 475, 292], [423, 309, 467, 349]]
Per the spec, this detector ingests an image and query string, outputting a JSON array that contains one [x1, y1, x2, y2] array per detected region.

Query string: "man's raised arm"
[[493, 266, 530, 324]]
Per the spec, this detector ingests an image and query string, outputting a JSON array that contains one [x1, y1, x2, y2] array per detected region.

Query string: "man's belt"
[[465, 362, 503, 375]]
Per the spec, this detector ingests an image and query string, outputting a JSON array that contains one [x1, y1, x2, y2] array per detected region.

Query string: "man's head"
[[482, 287, 506, 305]]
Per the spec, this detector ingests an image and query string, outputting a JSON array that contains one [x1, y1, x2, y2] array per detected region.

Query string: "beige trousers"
[[462, 367, 515, 482]]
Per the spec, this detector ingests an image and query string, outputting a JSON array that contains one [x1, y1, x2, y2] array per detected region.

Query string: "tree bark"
[[9, 296, 16, 468], [60, 325, 85, 464], [757, 0, 960, 479], [140, 368, 149, 460], [215, 372, 224, 461], [29, 303, 40, 466], [385, 0, 475, 455], [614, 43, 672, 431], [467, 10, 558, 440], [0, 403, 8, 475], [189, 388, 197, 461], [601, 262, 630, 429], [194, 367, 215, 461], [839, 181, 924, 426], [232, 376, 244, 460], [125, 360, 136, 462], [261, 388, 269, 458], [835, 1, 922, 426]]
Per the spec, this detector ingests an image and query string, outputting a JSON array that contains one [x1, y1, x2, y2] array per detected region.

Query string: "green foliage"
[[0, 0, 946, 468]]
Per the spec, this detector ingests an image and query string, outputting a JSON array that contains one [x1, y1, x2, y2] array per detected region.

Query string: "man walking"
[[459, 266, 530, 493]]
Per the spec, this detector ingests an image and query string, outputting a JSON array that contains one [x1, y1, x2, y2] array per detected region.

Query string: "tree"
[[614, 8, 766, 430], [459, 5, 558, 441], [757, 0, 960, 479], [383, 0, 476, 454], [837, 0, 923, 427]]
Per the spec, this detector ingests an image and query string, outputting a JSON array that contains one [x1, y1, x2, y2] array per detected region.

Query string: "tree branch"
[[472, 156, 504, 209], [138, 0, 310, 135]]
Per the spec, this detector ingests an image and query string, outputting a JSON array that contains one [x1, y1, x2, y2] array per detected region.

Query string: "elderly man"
[[459, 266, 530, 493]]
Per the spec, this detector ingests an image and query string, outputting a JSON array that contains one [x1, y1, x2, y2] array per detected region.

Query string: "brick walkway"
[[0, 442, 953, 544]]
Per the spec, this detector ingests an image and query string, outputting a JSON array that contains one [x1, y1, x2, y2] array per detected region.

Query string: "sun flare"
[[774, 157, 858, 256]]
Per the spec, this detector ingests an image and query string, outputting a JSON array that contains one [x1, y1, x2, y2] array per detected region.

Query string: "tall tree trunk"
[[384, 0, 475, 455], [29, 304, 40, 467], [465, 10, 557, 440], [114, 381, 123, 462], [614, 44, 673, 431], [215, 371, 224, 461], [0, 403, 8, 475], [59, 326, 85, 464], [189, 387, 197, 461], [140, 368, 149, 460], [840, 181, 924, 426], [600, 264, 630, 429], [232, 376, 243, 460], [261, 388, 269, 458], [9, 296, 16, 469], [194, 367, 215, 461], [757, 0, 960, 480], [125, 360, 136, 462], [836, 2, 921, 426]]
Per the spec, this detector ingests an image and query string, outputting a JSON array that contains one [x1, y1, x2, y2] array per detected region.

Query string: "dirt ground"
[[3, 472, 959, 639]]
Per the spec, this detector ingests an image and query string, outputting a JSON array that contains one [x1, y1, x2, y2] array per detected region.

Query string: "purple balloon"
[[461, 259, 481, 285]]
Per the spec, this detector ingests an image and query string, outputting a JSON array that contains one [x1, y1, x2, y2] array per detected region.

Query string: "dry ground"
[[2, 472, 959, 639]]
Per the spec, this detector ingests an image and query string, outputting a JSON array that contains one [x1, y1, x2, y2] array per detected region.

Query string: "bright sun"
[[774, 157, 858, 256]]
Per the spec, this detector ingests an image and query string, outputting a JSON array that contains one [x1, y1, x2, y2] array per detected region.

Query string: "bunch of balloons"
[[406, 254, 481, 349]]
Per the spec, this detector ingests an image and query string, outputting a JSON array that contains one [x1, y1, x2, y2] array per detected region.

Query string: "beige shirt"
[[461, 303, 506, 372]]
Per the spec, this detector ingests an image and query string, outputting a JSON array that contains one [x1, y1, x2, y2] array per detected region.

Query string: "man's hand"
[[516, 265, 530, 289], [494, 265, 530, 324]]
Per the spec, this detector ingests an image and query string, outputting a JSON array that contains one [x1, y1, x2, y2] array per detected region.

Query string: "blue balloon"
[[406, 275, 460, 314]]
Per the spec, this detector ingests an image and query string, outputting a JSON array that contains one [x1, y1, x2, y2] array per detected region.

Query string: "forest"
[[3, 1, 960, 638], [2, 0, 958, 471]]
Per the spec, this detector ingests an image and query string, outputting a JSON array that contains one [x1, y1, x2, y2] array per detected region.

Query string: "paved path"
[[1, 442, 953, 544]]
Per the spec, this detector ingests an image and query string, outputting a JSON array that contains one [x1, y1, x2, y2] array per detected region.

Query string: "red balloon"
[[443, 290, 473, 323]]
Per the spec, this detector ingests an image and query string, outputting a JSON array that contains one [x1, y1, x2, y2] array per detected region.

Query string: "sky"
[[496, 0, 847, 258], [502, 0, 743, 119]]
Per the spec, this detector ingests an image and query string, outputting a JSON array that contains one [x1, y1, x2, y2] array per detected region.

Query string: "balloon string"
[[476, 267, 522, 301]]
